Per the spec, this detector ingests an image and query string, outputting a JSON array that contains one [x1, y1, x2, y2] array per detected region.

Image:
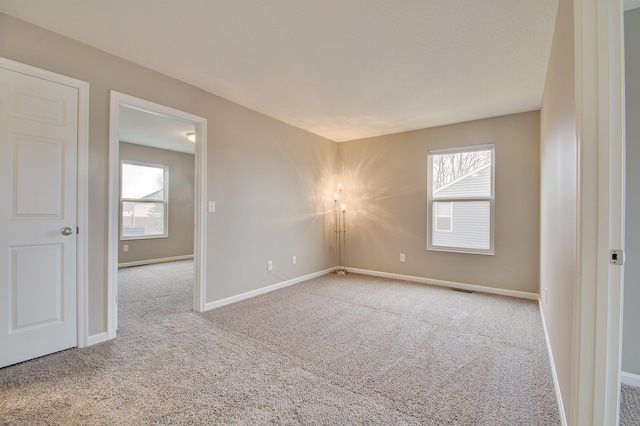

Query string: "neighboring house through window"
[[427, 144, 494, 254], [121, 161, 168, 239]]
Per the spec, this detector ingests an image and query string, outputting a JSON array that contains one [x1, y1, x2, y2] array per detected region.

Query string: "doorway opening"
[[108, 91, 207, 338]]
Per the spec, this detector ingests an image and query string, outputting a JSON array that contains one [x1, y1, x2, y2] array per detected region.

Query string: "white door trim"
[[0, 57, 90, 348], [108, 91, 207, 339], [572, 0, 625, 424]]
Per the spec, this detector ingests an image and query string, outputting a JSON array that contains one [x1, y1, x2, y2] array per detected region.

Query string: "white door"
[[0, 67, 78, 368]]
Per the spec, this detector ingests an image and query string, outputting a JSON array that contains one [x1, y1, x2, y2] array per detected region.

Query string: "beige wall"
[[0, 13, 337, 335], [539, 0, 575, 417], [624, 7, 640, 376], [338, 111, 540, 293], [119, 143, 195, 264], [0, 12, 545, 342]]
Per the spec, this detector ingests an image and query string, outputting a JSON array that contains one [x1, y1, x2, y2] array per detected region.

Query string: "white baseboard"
[[204, 267, 335, 311], [118, 254, 194, 268], [347, 268, 538, 300], [621, 371, 640, 387], [539, 301, 568, 426], [86, 332, 109, 347]]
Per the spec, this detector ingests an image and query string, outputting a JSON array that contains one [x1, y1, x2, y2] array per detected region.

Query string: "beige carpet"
[[621, 384, 640, 426], [0, 260, 560, 425]]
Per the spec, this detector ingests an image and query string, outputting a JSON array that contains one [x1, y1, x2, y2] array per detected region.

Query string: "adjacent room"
[[0, 0, 636, 424]]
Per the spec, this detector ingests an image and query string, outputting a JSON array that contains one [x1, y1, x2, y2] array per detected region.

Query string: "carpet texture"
[[0, 261, 561, 425], [621, 384, 640, 426]]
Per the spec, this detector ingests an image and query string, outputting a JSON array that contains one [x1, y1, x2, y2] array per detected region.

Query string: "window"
[[427, 144, 494, 254], [434, 201, 453, 232], [121, 161, 168, 239]]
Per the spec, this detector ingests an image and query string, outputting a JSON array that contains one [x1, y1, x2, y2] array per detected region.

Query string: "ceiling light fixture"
[[186, 132, 196, 143]]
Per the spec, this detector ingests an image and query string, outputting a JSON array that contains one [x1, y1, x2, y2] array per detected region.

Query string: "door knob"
[[61, 227, 74, 236]]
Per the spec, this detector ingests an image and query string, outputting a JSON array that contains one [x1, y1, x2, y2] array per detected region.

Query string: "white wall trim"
[[75, 69, 90, 349], [108, 91, 208, 339], [621, 372, 640, 387], [572, 0, 625, 424], [87, 332, 109, 346], [0, 57, 91, 349], [204, 267, 335, 311], [118, 255, 194, 268], [347, 268, 538, 300], [539, 300, 568, 426], [194, 119, 207, 313]]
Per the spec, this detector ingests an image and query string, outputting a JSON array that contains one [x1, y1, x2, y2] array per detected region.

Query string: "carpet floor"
[[621, 384, 640, 426], [0, 261, 561, 425]]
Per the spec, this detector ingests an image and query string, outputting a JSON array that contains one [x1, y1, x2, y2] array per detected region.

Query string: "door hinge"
[[610, 249, 624, 265], [76, 227, 79, 234]]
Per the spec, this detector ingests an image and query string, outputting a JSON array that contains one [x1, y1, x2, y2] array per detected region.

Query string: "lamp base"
[[333, 269, 348, 276]]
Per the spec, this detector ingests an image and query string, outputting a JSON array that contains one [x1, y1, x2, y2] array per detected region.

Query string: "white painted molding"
[[108, 90, 208, 339], [107, 91, 120, 340], [75, 71, 90, 349], [571, 0, 625, 424], [0, 57, 91, 349], [194, 119, 207, 313], [204, 267, 335, 311], [118, 254, 194, 268], [86, 332, 109, 347], [347, 268, 538, 300], [539, 300, 568, 426], [621, 372, 640, 387]]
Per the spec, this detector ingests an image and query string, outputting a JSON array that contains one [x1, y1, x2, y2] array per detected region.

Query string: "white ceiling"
[[0, 0, 561, 142], [120, 106, 196, 154], [626, 0, 640, 10]]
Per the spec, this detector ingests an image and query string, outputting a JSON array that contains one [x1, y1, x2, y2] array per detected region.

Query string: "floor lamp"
[[333, 184, 348, 275]]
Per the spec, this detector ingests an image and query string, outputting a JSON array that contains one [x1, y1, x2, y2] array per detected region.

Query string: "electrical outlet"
[[123, 245, 129, 252], [267, 260, 273, 271], [400, 253, 406, 263], [292, 256, 297, 265]]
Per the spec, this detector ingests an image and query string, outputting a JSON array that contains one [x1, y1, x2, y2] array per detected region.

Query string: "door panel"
[[11, 244, 63, 329], [0, 67, 78, 368], [13, 134, 64, 217]]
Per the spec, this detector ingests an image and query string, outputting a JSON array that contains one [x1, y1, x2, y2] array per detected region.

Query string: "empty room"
[[0, 0, 637, 425]]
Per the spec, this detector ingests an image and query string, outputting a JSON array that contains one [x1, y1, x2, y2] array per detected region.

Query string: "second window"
[[121, 161, 168, 240], [427, 144, 494, 254]]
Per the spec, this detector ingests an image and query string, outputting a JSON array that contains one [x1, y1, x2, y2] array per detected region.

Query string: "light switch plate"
[[208, 201, 215, 213]]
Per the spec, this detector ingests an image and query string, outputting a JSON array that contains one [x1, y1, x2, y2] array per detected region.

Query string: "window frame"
[[427, 144, 495, 255], [120, 160, 169, 241]]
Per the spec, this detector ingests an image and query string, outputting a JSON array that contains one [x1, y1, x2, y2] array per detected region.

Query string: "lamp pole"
[[332, 183, 348, 275], [341, 205, 347, 275]]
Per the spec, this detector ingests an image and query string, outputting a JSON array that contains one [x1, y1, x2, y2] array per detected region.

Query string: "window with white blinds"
[[120, 161, 168, 240], [427, 144, 494, 254]]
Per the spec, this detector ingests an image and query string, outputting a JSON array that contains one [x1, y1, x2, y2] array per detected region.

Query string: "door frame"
[[572, 0, 625, 424], [0, 57, 90, 348], [107, 91, 207, 338]]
